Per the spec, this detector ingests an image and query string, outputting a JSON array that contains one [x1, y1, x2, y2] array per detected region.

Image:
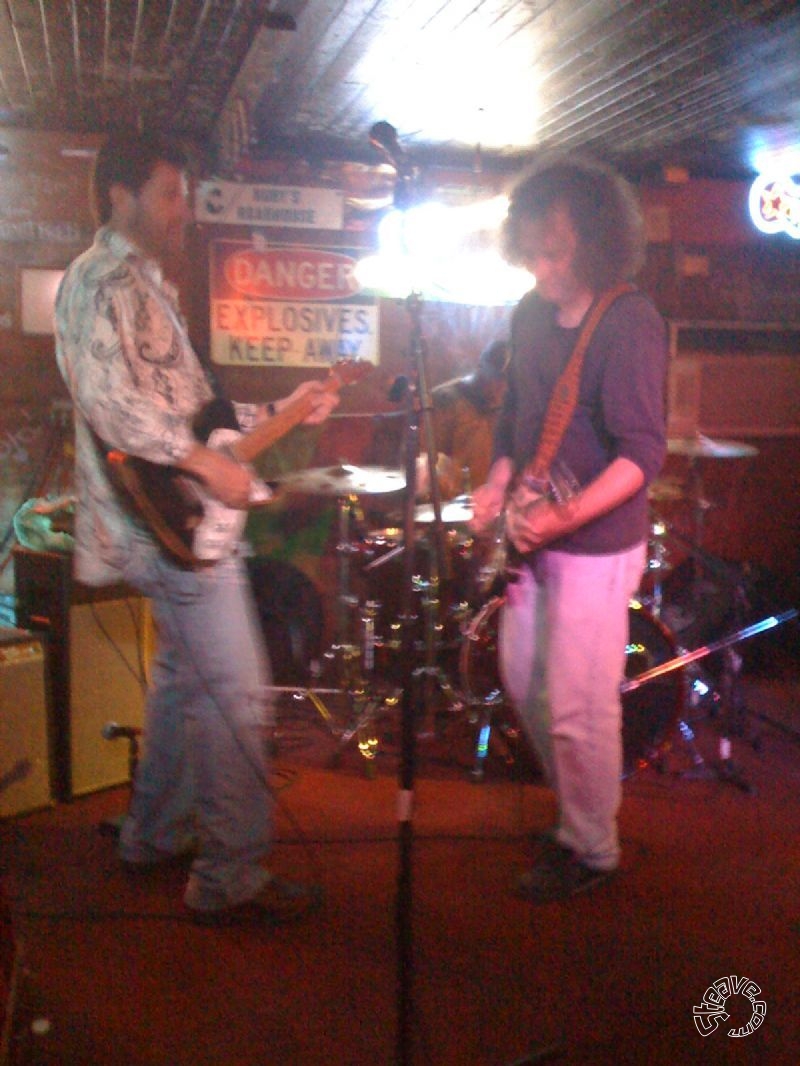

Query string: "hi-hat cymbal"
[[667, 434, 758, 459], [414, 496, 474, 525], [276, 464, 405, 496], [648, 475, 685, 503]]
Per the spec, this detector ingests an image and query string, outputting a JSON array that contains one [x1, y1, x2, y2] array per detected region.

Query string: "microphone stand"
[[394, 290, 452, 1066], [370, 122, 453, 1064], [97, 723, 142, 836], [373, 122, 560, 1064]]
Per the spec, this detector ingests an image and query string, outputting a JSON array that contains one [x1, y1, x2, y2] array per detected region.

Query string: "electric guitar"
[[476, 461, 579, 598], [103, 359, 371, 568]]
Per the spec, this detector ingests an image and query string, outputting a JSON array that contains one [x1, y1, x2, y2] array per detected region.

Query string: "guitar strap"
[[525, 282, 636, 484], [192, 347, 240, 441]]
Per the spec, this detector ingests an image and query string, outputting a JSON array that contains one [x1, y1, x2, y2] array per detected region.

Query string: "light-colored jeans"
[[119, 534, 274, 910], [498, 543, 646, 871]]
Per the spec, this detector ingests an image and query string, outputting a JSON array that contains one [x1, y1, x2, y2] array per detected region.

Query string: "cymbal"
[[667, 434, 758, 459], [276, 464, 405, 496], [648, 475, 685, 503], [414, 496, 474, 525], [364, 527, 403, 543]]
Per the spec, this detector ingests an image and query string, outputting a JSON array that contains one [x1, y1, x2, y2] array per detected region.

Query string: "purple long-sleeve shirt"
[[493, 288, 668, 555]]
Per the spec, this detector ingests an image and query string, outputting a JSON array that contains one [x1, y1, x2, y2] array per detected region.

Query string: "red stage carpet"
[[1, 653, 799, 1065]]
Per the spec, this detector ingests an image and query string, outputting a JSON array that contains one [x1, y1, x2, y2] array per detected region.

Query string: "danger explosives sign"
[[210, 240, 380, 367]]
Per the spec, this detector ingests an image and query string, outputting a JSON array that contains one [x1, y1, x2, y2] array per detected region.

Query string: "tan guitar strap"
[[526, 282, 635, 483]]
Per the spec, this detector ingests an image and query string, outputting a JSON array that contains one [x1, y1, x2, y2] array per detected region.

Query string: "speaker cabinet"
[[0, 629, 52, 817], [13, 548, 151, 800]]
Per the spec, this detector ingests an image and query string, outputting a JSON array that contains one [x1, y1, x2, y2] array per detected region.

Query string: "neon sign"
[[748, 174, 800, 239]]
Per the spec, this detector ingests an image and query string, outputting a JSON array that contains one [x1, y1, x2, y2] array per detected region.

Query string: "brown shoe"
[[188, 876, 323, 928], [120, 839, 197, 874]]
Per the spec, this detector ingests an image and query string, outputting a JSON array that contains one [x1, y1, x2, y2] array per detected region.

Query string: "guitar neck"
[[228, 373, 341, 465]]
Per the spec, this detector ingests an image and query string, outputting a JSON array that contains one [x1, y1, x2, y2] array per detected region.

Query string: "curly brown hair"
[[502, 152, 645, 288]]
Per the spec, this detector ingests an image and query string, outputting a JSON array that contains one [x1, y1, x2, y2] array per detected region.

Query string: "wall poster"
[[209, 237, 380, 368]]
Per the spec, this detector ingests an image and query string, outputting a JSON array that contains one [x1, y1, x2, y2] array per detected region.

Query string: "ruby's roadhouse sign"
[[209, 239, 379, 367]]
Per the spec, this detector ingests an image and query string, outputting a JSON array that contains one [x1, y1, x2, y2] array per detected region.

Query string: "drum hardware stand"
[[622, 608, 797, 792], [645, 514, 671, 618], [334, 493, 364, 646], [414, 572, 466, 730], [458, 594, 513, 781], [271, 492, 391, 765], [467, 687, 507, 781], [327, 600, 404, 770], [662, 524, 765, 756]]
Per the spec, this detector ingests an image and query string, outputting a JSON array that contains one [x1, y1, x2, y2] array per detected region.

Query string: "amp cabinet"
[[0, 628, 52, 817], [13, 548, 151, 801]]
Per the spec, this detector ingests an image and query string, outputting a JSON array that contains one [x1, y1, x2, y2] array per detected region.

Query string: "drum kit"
[[268, 433, 789, 782]]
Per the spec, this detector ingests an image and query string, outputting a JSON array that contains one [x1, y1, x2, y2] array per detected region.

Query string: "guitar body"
[[107, 429, 267, 568], [103, 359, 371, 568]]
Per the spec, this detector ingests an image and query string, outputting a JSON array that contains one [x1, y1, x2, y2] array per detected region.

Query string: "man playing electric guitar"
[[470, 153, 667, 904], [55, 129, 338, 926]]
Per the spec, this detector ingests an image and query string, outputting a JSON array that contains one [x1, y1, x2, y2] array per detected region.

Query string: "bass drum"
[[459, 598, 683, 778], [247, 556, 325, 685]]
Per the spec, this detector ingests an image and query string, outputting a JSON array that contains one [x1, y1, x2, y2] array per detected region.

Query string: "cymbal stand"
[[334, 493, 363, 647], [644, 513, 670, 618], [331, 494, 405, 767], [274, 493, 389, 763], [685, 456, 714, 599], [710, 572, 760, 792], [622, 608, 798, 792]]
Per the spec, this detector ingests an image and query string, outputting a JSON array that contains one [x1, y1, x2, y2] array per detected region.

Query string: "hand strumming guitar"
[[469, 458, 513, 537], [176, 445, 253, 509], [470, 456, 584, 558], [505, 482, 568, 553]]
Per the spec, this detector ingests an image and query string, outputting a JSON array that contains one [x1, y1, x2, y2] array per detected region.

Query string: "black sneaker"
[[514, 849, 616, 904], [531, 828, 572, 858]]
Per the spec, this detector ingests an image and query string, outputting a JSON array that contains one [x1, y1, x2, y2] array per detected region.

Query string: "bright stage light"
[[357, 197, 531, 304]]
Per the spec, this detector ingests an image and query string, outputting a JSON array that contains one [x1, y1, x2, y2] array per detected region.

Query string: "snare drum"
[[459, 598, 683, 777]]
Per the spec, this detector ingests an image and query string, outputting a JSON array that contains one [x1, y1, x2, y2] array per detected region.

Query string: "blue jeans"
[[498, 543, 646, 871], [119, 534, 274, 910]]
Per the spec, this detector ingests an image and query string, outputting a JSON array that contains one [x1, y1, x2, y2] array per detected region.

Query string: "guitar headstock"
[[329, 359, 373, 387]]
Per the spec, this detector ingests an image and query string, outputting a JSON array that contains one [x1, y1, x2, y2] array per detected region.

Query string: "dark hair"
[[91, 130, 189, 225], [502, 152, 645, 288]]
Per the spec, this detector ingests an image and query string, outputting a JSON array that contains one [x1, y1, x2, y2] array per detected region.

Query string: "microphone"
[[369, 121, 403, 164], [102, 722, 142, 741]]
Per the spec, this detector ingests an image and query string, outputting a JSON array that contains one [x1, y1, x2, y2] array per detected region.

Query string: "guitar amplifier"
[[0, 628, 53, 818], [13, 548, 152, 801]]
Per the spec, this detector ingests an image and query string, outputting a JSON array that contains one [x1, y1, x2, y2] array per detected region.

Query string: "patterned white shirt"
[[55, 226, 257, 583]]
